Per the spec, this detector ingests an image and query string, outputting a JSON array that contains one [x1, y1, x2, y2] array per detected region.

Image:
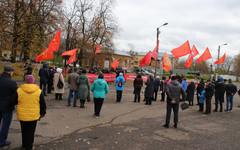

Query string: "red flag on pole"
[[140, 51, 151, 67], [67, 53, 76, 64], [196, 47, 212, 63], [111, 59, 118, 70], [35, 48, 54, 63], [152, 40, 159, 60], [214, 53, 226, 64], [184, 54, 193, 68], [184, 45, 199, 67], [48, 29, 61, 52], [162, 52, 172, 72], [61, 48, 78, 56], [191, 45, 199, 57], [95, 44, 100, 54], [171, 40, 191, 58]]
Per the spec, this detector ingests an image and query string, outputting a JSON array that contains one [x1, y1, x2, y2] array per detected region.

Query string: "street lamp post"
[[216, 43, 227, 78], [154, 23, 168, 77]]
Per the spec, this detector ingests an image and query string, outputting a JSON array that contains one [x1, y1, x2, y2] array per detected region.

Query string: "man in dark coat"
[[144, 75, 154, 105], [186, 80, 196, 106], [203, 80, 215, 114], [26, 63, 33, 75], [133, 74, 143, 102], [0, 65, 18, 148], [47, 67, 54, 94], [38, 64, 49, 96], [214, 76, 225, 112], [196, 78, 204, 106], [225, 79, 237, 112], [163, 76, 185, 128], [153, 76, 160, 101]]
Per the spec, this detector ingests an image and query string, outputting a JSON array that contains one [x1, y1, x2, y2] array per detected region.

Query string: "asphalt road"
[[4, 82, 240, 150]]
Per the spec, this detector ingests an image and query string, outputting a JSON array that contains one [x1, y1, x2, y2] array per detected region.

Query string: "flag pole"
[[154, 23, 168, 77]]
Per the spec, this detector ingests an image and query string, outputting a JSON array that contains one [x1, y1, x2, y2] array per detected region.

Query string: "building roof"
[[132, 51, 174, 59], [113, 51, 132, 57]]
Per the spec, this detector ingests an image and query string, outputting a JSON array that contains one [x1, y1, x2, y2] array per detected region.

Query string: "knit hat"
[[4, 65, 15, 72], [25, 75, 35, 84], [119, 73, 123, 76]]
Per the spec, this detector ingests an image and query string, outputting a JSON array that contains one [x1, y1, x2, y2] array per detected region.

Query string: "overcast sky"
[[112, 0, 240, 63]]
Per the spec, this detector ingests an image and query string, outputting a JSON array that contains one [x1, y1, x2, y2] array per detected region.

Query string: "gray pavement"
[[2, 82, 240, 150]]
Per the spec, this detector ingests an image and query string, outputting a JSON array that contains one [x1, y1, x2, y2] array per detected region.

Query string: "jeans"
[[94, 98, 104, 116], [20, 120, 37, 150], [0, 111, 13, 145], [165, 103, 179, 125], [68, 90, 78, 106], [116, 91, 123, 102], [40, 81, 47, 95], [226, 95, 233, 111]]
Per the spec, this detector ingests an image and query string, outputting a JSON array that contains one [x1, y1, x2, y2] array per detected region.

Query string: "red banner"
[[87, 73, 149, 83]]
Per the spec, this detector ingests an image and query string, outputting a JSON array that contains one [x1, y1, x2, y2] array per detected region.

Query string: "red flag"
[[152, 41, 159, 60], [214, 53, 226, 64], [95, 44, 100, 54], [35, 48, 54, 63], [61, 48, 78, 56], [111, 59, 118, 70], [184, 45, 199, 67], [48, 29, 61, 51], [196, 47, 212, 63], [184, 54, 193, 67], [67, 53, 76, 64], [140, 51, 151, 67], [162, 52, 172, 72], [191, 45, 199, 57], [171, 40, 191, 58]]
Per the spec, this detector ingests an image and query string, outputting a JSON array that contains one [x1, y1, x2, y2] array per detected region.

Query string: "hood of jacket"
[[97, 79, 105, 85], [79, 74, 88, 80], [170, 80, 180, 86], [19, 84, 40, 94]]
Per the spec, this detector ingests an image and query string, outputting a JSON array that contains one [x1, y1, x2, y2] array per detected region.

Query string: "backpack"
[[118, 79, 123, 87]]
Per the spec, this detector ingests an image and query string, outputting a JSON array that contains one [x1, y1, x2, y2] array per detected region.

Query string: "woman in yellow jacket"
[[16, 75, 46, 150]]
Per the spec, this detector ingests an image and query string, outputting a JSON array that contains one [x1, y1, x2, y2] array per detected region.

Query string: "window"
[[135, 58, 138, 61]]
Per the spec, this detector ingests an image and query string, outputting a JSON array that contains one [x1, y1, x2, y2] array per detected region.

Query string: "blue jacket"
[[181, 80, 188, 91], [115, 75, 125, 91], [198, 90, 206, 104], [91, 79, 109, 98]]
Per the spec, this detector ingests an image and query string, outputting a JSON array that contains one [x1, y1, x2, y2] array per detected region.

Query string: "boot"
[[59, 94, 62, 100], [55, 94, 58, 100]]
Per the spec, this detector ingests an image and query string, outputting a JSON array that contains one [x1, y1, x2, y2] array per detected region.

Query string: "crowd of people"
[[0, 64, 240, 149]]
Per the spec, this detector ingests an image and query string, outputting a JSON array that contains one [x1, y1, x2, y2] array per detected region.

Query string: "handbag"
[[181, 103, 189, 110], [57, 74, 63, 89]]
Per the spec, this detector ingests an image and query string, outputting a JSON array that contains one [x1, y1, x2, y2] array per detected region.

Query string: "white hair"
[[57, 68, 62, 73]]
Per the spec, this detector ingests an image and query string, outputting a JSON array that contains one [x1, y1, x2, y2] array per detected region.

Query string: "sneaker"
[[0, 141, 11, 148], [95, 116, 99, 118], [163, 124, 169, 128]]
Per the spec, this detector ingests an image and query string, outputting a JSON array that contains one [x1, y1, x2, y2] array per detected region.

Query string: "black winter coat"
[[205, 83, 215, 97], [226, 83, 237, 95], [38, 64, 49, 82], [196, 81, 204, 94], [0, 72, 18, 112], [145, 77, 154, 97], [215, 82, 226, 94], [186, 82, 195, 101], [153, 78, 160, 92], [133, 77, 143, 90]]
